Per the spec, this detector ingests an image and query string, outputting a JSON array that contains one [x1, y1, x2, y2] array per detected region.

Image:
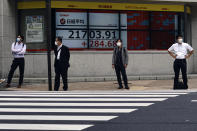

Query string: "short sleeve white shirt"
[[168, 42, 193, 59]]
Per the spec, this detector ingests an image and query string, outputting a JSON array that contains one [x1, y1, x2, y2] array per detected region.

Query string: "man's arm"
[[11, 43, 22, 53], [124, 48, 129, 68], [185, 50, 194, 59], [17, 44, 26, 54], [168, 51, 177, 59], [112, 48, 116, 69]]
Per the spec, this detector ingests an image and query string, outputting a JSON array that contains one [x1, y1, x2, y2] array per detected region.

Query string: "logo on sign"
[[60, 18, 66, 24]]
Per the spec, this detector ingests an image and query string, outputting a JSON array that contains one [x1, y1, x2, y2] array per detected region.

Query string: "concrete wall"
[[0, 0, 16, 78], [3, 51, 192, 79], [191, 6, 197, 73]]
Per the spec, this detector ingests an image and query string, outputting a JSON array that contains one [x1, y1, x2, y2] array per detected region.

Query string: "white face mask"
[[117, 42, 122, 47], [177, 39, 183, 43], [55, 41, 58, 46], [16, 38, 21, 42]]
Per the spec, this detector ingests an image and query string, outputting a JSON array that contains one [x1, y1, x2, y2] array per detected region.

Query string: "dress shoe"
[[5, 84, 10, 88], [118, 87, 123, 89], [125, 87, 130, 90], [17, 85, 21, 88]]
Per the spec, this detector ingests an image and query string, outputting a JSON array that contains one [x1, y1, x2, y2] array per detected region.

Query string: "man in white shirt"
[[168, 35, 194, 89], [5, 35, 26, 88]]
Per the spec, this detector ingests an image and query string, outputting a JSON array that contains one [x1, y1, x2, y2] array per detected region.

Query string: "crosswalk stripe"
[[191, 100, 197, 102], [0, 98, 167, 101], [17, 92, 188, 95], [0, 102, 154, 107], [0, 94, 179, 97], [0, 115, 117, 121], [0, 124, 93, 131], [0, 108, 137, 113]]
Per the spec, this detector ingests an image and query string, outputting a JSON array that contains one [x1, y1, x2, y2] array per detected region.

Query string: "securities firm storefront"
[[0, 0, 197, 81]]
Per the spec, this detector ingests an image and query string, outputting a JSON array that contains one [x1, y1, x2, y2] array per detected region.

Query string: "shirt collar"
[[57, 44, 62, 50]]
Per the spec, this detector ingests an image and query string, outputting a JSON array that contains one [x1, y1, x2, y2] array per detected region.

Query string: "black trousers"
[[115, 64, 128, 88], [54, 62, 68, 91], [173, 59, 188, 88], [7, 58, 25, 85]]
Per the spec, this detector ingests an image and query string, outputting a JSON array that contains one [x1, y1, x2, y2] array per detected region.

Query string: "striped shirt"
[[11, 42, 26, 58]]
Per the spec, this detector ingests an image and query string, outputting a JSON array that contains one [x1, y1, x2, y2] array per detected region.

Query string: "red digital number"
[[108, 41, 112, 47], [100, 41, 104, 47], [95, 41, 99, 47]]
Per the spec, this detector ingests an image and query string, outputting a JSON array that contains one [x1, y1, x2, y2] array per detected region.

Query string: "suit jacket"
[[112, 46, 128, 65], [54, 45, 70, 68]]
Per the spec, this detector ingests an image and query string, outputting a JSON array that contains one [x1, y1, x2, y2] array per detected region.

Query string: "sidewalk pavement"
[[1, 78, 197, 91]]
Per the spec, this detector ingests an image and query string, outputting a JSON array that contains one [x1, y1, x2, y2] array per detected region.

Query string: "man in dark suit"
[[54, 37, 70, 91]]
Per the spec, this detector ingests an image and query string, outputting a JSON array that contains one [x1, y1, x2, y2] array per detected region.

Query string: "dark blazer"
[[54, 45, 70, 68]]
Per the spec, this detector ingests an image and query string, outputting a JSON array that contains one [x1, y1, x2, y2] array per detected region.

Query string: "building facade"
[[0, 0, 197, 81]]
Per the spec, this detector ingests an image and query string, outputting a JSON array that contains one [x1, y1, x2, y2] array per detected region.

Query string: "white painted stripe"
[[0, 115, 117, 121], [0, 124, 93, 130], [17, 92, 188, 95], [0, 108, 137, 113], [191, 100, 197, 102], [0, 94, 178, 97], [0, 98, 167, 101], [0, 102, 154, 107]]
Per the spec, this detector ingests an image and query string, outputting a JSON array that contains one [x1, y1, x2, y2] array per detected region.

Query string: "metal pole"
[[46, 0, 52, 91], [15, 0, 19, 36], [184, 5, 188, 43]]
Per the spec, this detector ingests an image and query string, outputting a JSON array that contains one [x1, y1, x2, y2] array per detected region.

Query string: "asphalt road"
[[0, 91, 196, 131], [85, 91, 197, 131]]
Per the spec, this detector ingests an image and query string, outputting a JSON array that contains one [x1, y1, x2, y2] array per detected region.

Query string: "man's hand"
[[172, 55, 177, 59], [112, 64, 114, 69], [124, 64, 127, 68], [185, 55, 190, 59], [185, 50, 194, 59]]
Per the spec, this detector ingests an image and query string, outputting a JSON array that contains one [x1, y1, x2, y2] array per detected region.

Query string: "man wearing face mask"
[[112, 39, 129, 89], [5, 35, 26, 88], [168, 35, 194, 89], [54, 37, 70, 91]]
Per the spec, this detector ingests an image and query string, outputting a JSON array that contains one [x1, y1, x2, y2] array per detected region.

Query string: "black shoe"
[[118, 87, 123, 89], [17, 85, 22, 88], [125, 87, 130, 90], [5, 84, 10, 88]]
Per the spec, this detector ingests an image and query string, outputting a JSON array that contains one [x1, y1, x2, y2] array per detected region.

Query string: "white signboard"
[[56, 12, 87, 48], [56, 11, 127, 49], [26, 16, 44, 43]]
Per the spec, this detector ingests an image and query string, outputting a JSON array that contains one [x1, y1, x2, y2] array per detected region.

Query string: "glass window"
[[151, 31, 175, 49], [126, 31, 149, 50], [121, 11, 149, 50], [150, 12, 178, 49], [120, 11, 183, 50]]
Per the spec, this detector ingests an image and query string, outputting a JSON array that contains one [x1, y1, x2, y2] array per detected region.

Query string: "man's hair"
[[18, 35, 24, 41], [176, 35, 183, 40], [116, 39, 122, 43], [56, 37, 62, 43]]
